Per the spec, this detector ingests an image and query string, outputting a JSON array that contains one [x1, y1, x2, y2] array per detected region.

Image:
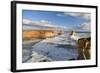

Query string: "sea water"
[[23, 32, 91, 62]]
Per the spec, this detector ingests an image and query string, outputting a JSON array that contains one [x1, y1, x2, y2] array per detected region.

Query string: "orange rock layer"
[[23, 30, 63, 40]]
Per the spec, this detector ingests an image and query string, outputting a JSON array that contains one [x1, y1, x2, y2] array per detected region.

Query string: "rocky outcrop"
[[23, 30, 63, 40], [77, 37, 91, 60]]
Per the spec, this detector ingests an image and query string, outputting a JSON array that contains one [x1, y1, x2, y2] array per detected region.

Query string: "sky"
[[22, 10, 91, 31]]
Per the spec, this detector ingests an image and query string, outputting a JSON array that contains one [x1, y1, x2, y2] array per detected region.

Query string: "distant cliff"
[[23, 30, 63, 40]]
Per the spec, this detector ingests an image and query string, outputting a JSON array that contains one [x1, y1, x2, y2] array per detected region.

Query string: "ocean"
[[22, 32, 91, 63]]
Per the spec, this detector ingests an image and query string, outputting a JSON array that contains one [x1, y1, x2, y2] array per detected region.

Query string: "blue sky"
[[22, 10, 88, 27]]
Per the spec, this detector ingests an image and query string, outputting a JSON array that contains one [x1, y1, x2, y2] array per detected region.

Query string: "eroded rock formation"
[[23, 30, 63, 40]]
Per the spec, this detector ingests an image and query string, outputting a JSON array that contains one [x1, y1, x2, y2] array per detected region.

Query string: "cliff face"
[[23, 30, 63, 40]]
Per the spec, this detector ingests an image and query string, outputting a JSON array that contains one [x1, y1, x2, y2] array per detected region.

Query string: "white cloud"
[[23, 19, 33, 24], [23, 19, 53, 27], [62, 12, 91, 32], [23, 25, 39, 30], [56, 14, 64, 17], [23, 19, 67, 30], [63, 22, 91, 32], [80, 22, 91, 31], [40, 20, 49, 23], [23, 19, 90, 32], [63, 12, 91, 21]]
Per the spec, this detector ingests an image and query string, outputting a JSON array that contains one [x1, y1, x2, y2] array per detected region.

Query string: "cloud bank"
[[23, 19, 68, 30], [23, 16, 91, 32], [63, 12, 91, 21], [63, 12, 91, 31], [80, 22, 91, 31]]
